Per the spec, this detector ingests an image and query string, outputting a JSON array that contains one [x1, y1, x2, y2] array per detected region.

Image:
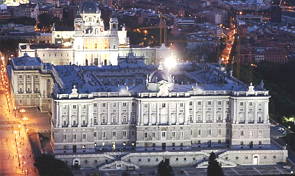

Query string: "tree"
[[207, 152, 224, 176], [35, 154, 73, 176], [157, 159, 174, 176], [37, 13, 61, 32]]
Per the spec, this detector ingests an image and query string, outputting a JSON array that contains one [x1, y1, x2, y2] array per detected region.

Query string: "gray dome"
[[81, 1, 99, 14], [149, 70, 169, 83]]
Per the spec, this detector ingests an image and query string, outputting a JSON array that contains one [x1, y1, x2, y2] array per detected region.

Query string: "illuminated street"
[[220, 20, 237, 65], [0, 56, 38, 176]]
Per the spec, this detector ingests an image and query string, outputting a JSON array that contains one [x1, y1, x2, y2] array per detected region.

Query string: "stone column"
[[107, 103, 111, 125], [31, 75, 33, 93], [149, 103, 152, 125], [137, 101, 142, 125], [176, 103, 179, 125], [141, 101, 144, 125], [234, 100, 238, 124], [88, 104, 93, 127], [254, 102, 257, 124], [213, 101, 216, 123], [185, 101, 189, 125], [157, 102, 160, 125], [167, 102, 170, 125], [222, 100, 226, 123], [202, 101, 206, 123], [78, 105, 81, 127], [192, 101, 196, 123], [118, 102, 121, 124], [69, 104, 72, 127], [264, 101, 269, 124], [97, 102, 101, 125], [129, 102, 132, 124], [245, 102, 248, 124], [56, 102, 60, 128]]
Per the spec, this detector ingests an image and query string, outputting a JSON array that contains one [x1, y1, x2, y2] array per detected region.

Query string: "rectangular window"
[[123, 131, 127, 137], [144, 133, 148, 138], [73, 105, 77, 109], [122, 116, 127, 123], [82, 134, 86, 139], [103, 132, 106, 138], [94, 103, 97, 107], [94, 132, 97, 137], [123, 102, 127, 107], [161, 131, 166, 138], [207, 101, 212, 105], [172, 132, 176, 137], [198, 101, 202, 105], [218, 101, 222, 105], [112, 132, 116, 137], [162, 103, 166, 108], [180, 103, 184, 107]]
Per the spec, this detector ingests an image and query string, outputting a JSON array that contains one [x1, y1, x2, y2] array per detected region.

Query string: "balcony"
[[81, 123, 88, 127], [62, 124, 69, 128], [72, 124, 78, 127]]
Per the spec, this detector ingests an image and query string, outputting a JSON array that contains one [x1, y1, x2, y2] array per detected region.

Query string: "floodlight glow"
[[164, 55, 177, 70]]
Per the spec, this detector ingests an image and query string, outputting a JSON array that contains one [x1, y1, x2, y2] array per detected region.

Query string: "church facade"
[[18, 1, 171, 66]]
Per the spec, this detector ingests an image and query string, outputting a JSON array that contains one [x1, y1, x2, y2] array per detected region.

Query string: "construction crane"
[[159, 13, 167, 44], [136, 13, 168, 45]]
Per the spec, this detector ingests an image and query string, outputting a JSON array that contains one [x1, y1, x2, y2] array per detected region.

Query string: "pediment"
[[99, 161, 139, 171], [197, 159, 237, 168]]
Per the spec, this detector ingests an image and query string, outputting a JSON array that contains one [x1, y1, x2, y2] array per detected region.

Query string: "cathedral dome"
[[81, 1, 99, 14], [149, 70, 169, 83]]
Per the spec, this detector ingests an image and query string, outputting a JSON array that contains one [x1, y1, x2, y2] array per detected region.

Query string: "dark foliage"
[[157, 159, 174, 176], [207, 152, 224, 176], [34, 154, 73, 176], [235, 61, 295, 126], [0, 39, 26, 55], [37, 13, 61, 31]]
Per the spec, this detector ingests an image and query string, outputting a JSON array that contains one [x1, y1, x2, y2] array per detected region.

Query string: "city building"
[[11, 3, 39, 20], [2, 0, 29, 6], [18, 1, 172, 66], [8, 53, 287, 170], [8, 54, 62, 112], [270, 5, 282, 23]]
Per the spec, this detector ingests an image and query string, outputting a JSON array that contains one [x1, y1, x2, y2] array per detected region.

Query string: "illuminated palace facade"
[[18, 1, 171, 66], [9, 53, 287, 170]]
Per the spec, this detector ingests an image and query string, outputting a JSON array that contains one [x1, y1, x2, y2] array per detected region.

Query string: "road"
[[220, 17, 237, 65], [0, 56, 38, 176]]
